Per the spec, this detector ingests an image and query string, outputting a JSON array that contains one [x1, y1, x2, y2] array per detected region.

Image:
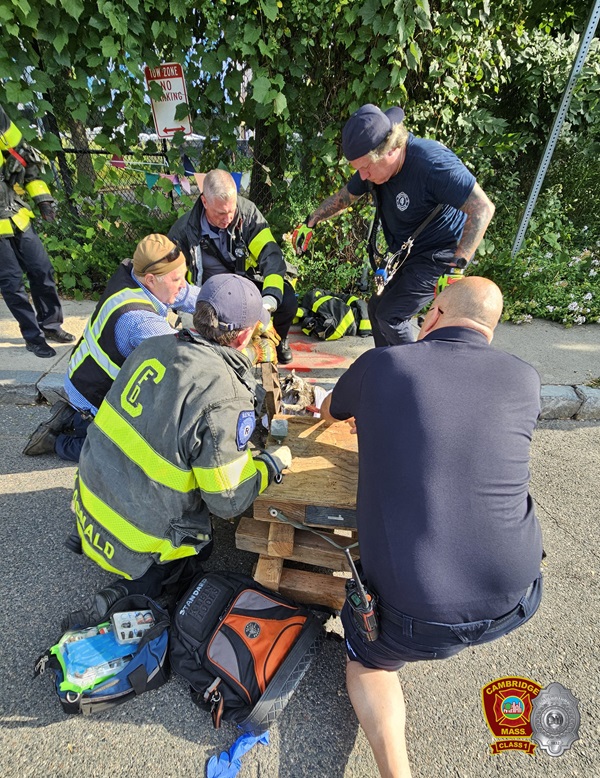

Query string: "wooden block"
[[254, 555, 284, 590], [236, 517, 358, 571], [267, 522, 295, 557], [279, 568, 347, 611]]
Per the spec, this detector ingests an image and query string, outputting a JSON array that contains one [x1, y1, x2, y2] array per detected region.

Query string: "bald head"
[[419, 277, 503, 342]]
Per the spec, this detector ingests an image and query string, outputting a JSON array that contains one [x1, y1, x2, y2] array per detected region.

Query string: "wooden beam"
[[237, 517, 357, 571], [267, 522, 295, 557], [279, 568, 347, 611], [253, 555, 283, 590]]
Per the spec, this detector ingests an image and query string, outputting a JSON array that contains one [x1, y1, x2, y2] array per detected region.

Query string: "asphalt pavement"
[[0, 407, 598, 777], [1, 297, 599, 777]]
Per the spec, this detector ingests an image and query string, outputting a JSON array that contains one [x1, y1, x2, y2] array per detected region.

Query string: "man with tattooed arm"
[[292, 104, 495, 347]]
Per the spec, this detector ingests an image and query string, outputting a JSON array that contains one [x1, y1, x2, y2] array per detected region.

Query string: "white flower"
[[523, 271, 530, 277], [590, 269, 598, 277], [583, 292, 593, 300], [546, 305, 555, 312], [545, 252, 552, 258], [567, 302, 579, 311], [574, 315, 586, 325], [592, 259, 600, 266]]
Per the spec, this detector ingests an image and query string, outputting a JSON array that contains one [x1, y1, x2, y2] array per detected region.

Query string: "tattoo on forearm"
[[310, 187, 359, 226], [456, 185, 495, 260]]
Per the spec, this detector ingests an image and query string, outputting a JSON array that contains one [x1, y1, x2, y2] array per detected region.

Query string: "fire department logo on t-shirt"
[[396, 191, 410, 211]]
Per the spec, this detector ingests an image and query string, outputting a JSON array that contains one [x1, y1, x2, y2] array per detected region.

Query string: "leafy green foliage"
[[1, 0, 598, 322]]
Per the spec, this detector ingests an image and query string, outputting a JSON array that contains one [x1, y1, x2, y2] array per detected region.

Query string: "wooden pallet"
[[237, 414, 359, 610]]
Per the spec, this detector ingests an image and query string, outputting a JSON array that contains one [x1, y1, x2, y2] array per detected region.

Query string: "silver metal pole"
[[511, 0, 600, 257]]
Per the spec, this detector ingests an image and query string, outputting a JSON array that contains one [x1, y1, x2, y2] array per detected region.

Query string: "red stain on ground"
[[290, 342, 315, 352]]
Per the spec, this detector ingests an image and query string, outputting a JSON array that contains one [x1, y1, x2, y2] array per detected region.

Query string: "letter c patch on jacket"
[[236, 410, 255, 450]]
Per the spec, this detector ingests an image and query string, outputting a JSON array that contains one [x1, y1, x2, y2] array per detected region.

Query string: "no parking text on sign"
[[144, 62, 192, 139]]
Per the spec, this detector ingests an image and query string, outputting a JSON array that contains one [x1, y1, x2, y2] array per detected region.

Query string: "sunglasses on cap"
[[139, 241, 182, 275]]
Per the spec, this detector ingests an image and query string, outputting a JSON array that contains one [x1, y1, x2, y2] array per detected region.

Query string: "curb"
[[2, 372, 599, 422]]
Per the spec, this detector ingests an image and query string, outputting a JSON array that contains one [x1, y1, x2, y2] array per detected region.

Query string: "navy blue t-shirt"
[[330, 327, 542, 623], [347, 134, 476, 256]]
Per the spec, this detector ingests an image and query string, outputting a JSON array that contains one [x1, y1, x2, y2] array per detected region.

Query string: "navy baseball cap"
[[342, 104, 406, 160], [197, 274, 270, 331]]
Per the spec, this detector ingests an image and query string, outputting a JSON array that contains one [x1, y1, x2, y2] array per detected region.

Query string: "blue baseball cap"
[[342, 104, 405, 160], [197, 274, 270, 331]]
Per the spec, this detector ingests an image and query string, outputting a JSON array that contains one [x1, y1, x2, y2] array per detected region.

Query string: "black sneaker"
[[25, 340, 56, 358], [43, 327, 76, 343], [276, 337, 293, 364]]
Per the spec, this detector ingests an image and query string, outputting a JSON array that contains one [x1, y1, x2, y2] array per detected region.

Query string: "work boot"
[[61, 583, 130, 632], [276, 337, 293, 365], [25, 339, 56, 358], [43, 327, 76, 343], [23, 400, 75, 456], [64, 531, 83, 555]]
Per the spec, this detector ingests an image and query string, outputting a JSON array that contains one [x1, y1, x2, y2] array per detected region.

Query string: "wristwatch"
[[452, 257, 468, 269]]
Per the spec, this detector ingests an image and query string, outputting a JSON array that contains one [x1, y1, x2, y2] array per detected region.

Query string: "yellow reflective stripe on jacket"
[[263, 272, 284, 294], [77, 477, 201, 562], [359, 318, 372, 331], [0, 218, 14, 236], [328, 309, 356, 340], [11, 207, 33, 231], [95, 400, 196, 493], [0, 121, 22, 150], [68, 288, 155, 380], [346, 295, 358, 305], [312, 294, 333, 312], [77, 528, 133, 578], [25, 180, 51, 198], [193, 449, 259, 493], [248, 227, 276, 261], [254, 458, 270, 494]]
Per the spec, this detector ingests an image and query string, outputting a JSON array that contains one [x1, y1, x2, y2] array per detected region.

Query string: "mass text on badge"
[[481, 675, 542, 755], [144, 63, 192, 139]]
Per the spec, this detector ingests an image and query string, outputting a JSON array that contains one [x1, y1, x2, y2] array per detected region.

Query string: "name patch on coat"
[[236, 410, 255, 450]]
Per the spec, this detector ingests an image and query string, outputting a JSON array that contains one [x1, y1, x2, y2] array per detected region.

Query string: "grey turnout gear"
[[73, 330, 274, 580], [168, 194, 287, 306]]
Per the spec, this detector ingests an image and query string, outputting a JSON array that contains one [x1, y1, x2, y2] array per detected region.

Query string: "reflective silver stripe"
[[68, 288, 156, 380]]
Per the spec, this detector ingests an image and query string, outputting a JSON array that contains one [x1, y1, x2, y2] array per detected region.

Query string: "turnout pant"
[[0, 226, 64, 343]]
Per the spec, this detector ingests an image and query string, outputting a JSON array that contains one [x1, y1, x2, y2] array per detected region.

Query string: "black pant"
[[367, 252, 454, 347], [0, 226, 64, 342]]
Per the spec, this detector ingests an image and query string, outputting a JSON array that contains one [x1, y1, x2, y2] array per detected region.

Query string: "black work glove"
[[38, 201, 56, 223]]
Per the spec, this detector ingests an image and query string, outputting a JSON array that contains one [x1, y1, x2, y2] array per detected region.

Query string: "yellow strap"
[[248, 227, 277, 260], [95, 400, 196, 493], [11, 208, 33, 231], [0, 218, 14, 236], [25, 180, 51, 198], [76, 477, 202, 562], [0, 121, 22, 150], [193, 449, 260, 493], [359, 319, 372, 331], [262, 273, 284, 294]]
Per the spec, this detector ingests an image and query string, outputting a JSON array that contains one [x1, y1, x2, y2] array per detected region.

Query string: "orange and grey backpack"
[[170, 572, 323, 732]]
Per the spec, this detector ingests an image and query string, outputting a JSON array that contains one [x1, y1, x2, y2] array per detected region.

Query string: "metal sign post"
[[511, 0, 600, 257], [144, 62, 192, 139]]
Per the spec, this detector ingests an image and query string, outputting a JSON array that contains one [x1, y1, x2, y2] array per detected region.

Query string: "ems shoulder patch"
[[236, 410, 255, 450]]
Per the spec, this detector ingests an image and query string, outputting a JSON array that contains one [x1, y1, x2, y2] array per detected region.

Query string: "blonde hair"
[[369, 123, 409, 162]]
